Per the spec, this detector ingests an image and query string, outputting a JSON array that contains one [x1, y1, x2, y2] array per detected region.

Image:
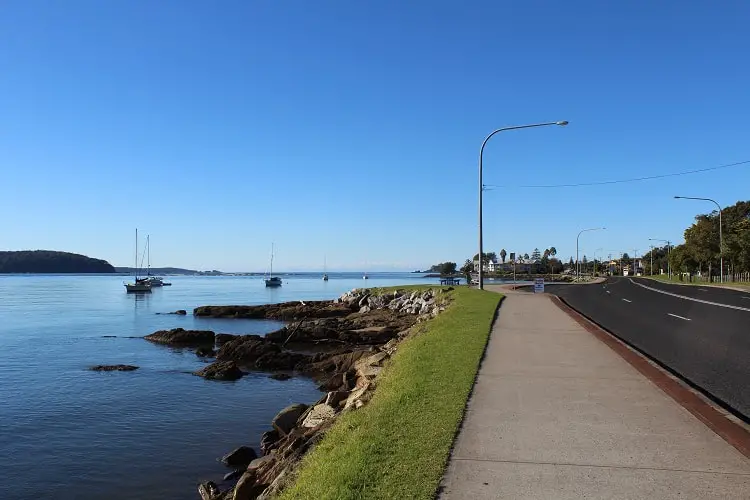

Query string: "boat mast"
[[270, 243, 274, 277], [147, 235, 151, 277], [135, 228, 138, 281]]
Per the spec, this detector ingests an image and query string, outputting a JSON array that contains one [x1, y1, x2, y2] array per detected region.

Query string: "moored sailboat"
[[124, 229, 151, 293]]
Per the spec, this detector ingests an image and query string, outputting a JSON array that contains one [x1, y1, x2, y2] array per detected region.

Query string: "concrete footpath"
[[439, 288, 750, 499]]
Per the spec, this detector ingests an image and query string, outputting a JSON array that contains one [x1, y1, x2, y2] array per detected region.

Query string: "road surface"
[[545, 277, 750, 420]]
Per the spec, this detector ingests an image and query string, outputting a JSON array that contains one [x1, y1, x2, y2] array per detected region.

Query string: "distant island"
[[0, 250, 115, 274], [115, 267, 225, 276]]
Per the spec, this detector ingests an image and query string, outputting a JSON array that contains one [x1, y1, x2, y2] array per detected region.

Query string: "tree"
[[568, 257, 574, 268], [621, 252, 630, 261], [523, 253, 530, 260], [472, 252, 497, 262], [500, 249, 507, 263], [549, 247, 557, 257], [459, 259, 474, 281], [531, 248, 541, 261]]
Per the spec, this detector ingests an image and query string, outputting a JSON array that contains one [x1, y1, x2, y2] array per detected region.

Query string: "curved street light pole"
[[477, 121, 568, 290], [674, 196, 723, 283], [648, 238, 671, 278], [576, 227, 605, 281]]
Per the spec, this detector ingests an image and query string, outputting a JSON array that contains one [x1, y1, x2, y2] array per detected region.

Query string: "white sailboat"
[[144, 235, 171, 287], [322, 255, 329, 281], [124, 229, 152, 293], [264, 244, 282, 287]]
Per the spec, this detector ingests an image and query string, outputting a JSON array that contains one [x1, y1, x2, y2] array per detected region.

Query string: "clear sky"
[[2, 1, 748, 271]]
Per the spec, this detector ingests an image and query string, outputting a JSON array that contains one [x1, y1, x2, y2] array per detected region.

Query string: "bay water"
[[0, 273, 441, 500]]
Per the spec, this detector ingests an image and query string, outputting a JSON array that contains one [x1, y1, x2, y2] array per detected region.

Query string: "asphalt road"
[[545, 277, 750, 420], [631, 277, 750, 308]]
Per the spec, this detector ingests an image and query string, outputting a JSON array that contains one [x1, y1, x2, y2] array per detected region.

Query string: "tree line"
[[667, 200, 750, 277], [0, 250, 116, 273]]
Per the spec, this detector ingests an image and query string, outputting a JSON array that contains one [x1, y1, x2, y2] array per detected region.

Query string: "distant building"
[[473, 258, 499, 272]]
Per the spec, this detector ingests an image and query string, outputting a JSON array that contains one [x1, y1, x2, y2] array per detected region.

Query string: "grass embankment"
[[644, 274, 750, 289], [278, 286, 503, 500]]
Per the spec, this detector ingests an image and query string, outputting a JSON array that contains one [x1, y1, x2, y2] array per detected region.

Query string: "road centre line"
[[629, 279, 750, 312], [668, 313, 691, 321], [622, 298, 632, 303]]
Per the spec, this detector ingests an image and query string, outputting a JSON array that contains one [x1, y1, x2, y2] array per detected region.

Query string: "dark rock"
[[174, 309, 187, 315], [195, 346, 216, 357], [260, 430, 280, 455], [198, 481, 221, 500], [89, 364, 138, 371], [193, 301, 353, 320], [247, 455, 275, 472], [222, 446, 258, 467], [144, 328, 215, 346], [254, 351, 308, 371], [216, 335, 278, 363], [215, 333, 237, 345], [233, 472, 267, 500], [325, 391, 350, 408], [269, 373, 291, 381], [194, 361, 243, 381], [223, 469, 243, 481], [271, 403, 308, 436]]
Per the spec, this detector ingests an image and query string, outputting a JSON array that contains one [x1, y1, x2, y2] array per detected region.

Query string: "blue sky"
[[1, 1, 748, 271]]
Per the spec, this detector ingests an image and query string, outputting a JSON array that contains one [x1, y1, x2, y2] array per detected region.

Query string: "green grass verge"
[[644, 275, 750, 288], [278, 286, 503, 500]]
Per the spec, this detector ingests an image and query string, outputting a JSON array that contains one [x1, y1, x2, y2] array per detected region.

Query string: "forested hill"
[[0, 251, 116, 273]]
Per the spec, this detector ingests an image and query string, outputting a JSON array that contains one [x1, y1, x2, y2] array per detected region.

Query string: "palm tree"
[[549, 247, 557, 257], [500, 249, 507, 263]]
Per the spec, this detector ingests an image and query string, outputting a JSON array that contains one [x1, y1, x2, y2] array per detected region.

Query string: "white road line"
[[743, 297, 750, 300], [606, 290, 611, 294], [668, 313, 691, 321], [698, 289, 708, 292], [622, 298, 632, 303], [629, 279, 750, 312]]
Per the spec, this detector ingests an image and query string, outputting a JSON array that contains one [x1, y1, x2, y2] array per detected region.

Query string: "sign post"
[[533, 277, 545, 293]]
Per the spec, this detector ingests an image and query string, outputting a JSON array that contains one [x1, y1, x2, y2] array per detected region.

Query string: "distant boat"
[[265, 243, 282, 287], [323, 256, 329, 281], [363, 273, 369, 280], [124, 229, 151, 293]]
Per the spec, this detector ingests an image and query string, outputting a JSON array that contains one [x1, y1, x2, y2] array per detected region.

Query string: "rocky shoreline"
[[142, 287, 451, 500]]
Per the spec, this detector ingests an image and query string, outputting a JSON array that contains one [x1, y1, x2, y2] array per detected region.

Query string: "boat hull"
[[265, 277, 282, 287], [125, 283, 152, 293]]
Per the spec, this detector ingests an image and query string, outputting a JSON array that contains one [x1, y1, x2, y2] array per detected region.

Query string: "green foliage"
[[670, 200, 750, 276], [499, 249, 507, 263], [278, 287, 503, 500], [428, 262, 457, 275], [0, 251, 115, 273], [472, 252, 497, 262]]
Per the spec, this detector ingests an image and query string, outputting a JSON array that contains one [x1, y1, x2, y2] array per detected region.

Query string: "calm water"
[[0, 273, 440, 500]]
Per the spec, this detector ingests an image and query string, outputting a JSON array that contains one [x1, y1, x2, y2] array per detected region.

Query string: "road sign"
[[534, 278, 545, 293]]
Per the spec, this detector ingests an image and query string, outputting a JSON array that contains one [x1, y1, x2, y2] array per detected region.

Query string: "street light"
[[649, 238, 671, 278], [674, 196, 723, 283], [576, 227, 606, 280], [477, 121, 568, 290]]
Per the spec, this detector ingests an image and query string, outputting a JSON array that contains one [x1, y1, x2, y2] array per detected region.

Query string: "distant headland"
[[0, 250, 115, 274]]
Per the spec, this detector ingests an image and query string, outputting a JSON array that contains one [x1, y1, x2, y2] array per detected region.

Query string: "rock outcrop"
[[271, 404, 308, 436], [181, 288, 452, 499], [221, 446, 258, 467], [193, 301, 353, 320], [89, 364, 139, 371], [144, 328, 215, 346], [194, 361, 244, 381]]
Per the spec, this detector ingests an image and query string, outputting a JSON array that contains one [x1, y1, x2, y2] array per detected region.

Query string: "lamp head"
[[556, 121, 569, 126]]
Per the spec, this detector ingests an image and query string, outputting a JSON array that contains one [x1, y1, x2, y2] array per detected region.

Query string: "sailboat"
[[144, 236, 171, 287], [264, 244, 282, 287], [322, 256, 329, 281], [124, 229, 152, 293]]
